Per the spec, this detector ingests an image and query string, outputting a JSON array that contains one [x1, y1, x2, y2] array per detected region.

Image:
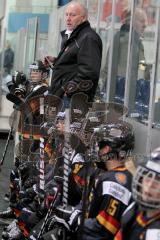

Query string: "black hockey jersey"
[[82, 166, 133, 240], [115, 202, 160, 240]]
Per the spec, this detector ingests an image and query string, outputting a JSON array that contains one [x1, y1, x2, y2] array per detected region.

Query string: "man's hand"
[[44, 56, 56, 68]]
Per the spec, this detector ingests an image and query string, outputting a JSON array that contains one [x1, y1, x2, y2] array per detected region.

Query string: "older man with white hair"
[[45, 1, 102, 106]]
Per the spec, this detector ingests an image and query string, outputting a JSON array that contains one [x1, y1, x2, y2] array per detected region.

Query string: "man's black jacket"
[[50, 21, 102, 101]]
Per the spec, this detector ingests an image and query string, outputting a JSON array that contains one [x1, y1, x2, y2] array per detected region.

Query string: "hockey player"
[[29, 60, 49, 88], [115, 146, 160, 240], [0, 60, 50, 238], [40, 120, 135, 240], [80, 121, 134, 240], [1, 114, 63, 239]]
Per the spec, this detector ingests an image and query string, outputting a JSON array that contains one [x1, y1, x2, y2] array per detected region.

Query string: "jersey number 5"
[[107, 199, 118, 216]]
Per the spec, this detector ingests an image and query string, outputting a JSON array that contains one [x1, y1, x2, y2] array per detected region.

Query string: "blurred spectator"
[[3, 41, 14, 74], [101, 7, 149, 104]]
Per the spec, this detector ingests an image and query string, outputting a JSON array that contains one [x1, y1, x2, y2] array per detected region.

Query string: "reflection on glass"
[[99, 1, 130, 102], [99, 1, 160, 128], [24, 17, 38, 76], [153, 19, 160, 127], [0, 40, 14, 95], [128, 7, 149, 117], [129, 3, 159, 125]]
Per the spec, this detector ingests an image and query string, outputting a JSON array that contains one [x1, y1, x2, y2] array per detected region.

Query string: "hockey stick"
[[77, 113, 92, 239], [62, 108, 71, 208], [0, 110, 17, 168], [0, 125, 13, 168], [36, 177, 63, 239]]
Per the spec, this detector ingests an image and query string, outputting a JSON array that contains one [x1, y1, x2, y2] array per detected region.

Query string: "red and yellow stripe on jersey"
[[97, 210, 121, 235], [114, 229, 122, 240], [18, 132, 41, 140], [73, 173, 85, 187], [44, 142, 53, 158], [136, 212, 148, 227], [137, 212, 160, 227], [73, 163, 85, 187]]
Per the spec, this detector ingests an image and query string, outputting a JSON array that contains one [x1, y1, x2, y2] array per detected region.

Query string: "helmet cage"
[[132, 164, 160, 209]]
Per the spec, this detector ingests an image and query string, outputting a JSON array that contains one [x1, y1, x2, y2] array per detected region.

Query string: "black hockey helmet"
[[29, 60, 49, 84], [97, 120, 134, 160], [132, 147, 160, 209], [29, 60, 48, 73]]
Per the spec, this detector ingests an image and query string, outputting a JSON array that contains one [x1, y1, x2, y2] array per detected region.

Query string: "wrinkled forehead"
[[138, 15, 147, 24], [65, 4, 83, 15], [134, 9, 148, 24]]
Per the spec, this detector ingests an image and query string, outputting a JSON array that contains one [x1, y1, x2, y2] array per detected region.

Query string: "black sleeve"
[[76, 34, 102, 83], [66, 33, 102, 100]]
